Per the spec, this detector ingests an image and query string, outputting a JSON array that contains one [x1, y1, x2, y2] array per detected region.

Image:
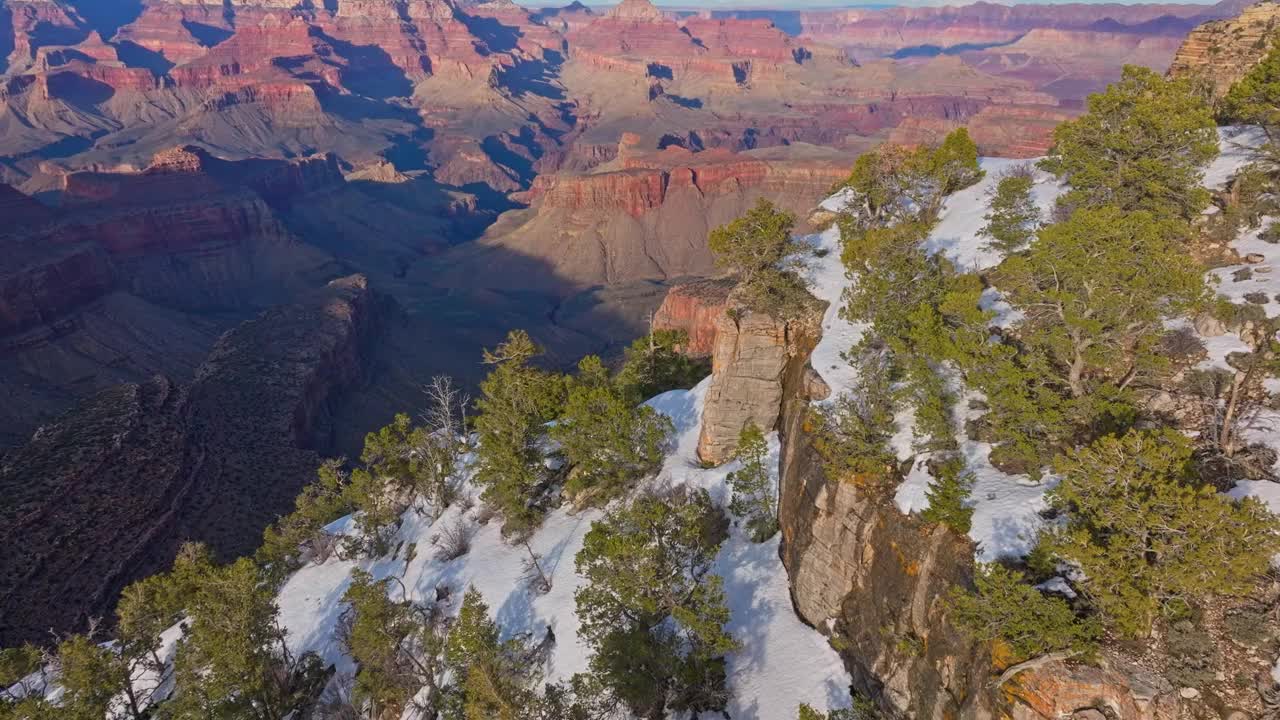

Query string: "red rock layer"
[[652, 277, 734, 356]]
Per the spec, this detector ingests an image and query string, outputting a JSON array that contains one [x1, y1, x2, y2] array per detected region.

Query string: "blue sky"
[[525, 0, 1221, 7]]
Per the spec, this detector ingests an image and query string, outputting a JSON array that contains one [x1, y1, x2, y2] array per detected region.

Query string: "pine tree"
[[727, 422, 778, 542], [708, 199, 812, 316], [552, 355, 673, 506], [572, 488, 737, 719], [1220, 39, 1280, 135], [948, 563, 1099, 664], [442, 588, 543, 720], [164, 549, 325, 720], [473, 330, 567, 538], [341, 569, 444, 717], [930, 127, 984, 198], [980, 167, 1040, 254], [615, 329, 708, 401], [991, 206, 1207, 456], [1041, 65, 1219, 221], [1043, 429, 1280, 638], [919, 455, 975, 534], [53, 634, 139, 720], [258, 458, 352, 576]]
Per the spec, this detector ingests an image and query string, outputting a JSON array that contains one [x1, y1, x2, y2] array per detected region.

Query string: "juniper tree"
[[341, 569, 444, 717], [552, 355, 673, 506], [990, 206, 1207, 459], [615, 329, 708, 401], [164, 547, 325, 720], [53, 634, 142, 720], [1041, 65, 1218, 221], [1043, 429, 1280, 638], [919, 455, 975, 534], [949, 563, 1100, 664], [258, 458, 352, 576], [473, 330, 567, 538], [442, 588, 544, 720], [980, 166, 1040, 254], [727, 422, 778, 542], [930, 127, 984, 199], [1221, 39, 1280, 138], [708, 199, 811, 316], [573, 488, 737, 719]]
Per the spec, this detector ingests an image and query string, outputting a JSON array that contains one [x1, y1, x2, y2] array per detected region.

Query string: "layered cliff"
[[1168, 0, 1280, 97], [0, 274, 378, 647]]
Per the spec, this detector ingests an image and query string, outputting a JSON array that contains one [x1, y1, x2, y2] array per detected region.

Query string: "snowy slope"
[[811, 158, 1065, 562], [271, 380, 852, 720]]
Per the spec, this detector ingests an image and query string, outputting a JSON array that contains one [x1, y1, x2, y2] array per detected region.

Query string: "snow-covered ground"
[[272, 380, 852, 720], [810, 157, 1066, 561]]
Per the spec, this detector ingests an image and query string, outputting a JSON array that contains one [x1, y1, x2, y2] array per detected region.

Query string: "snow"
[[923, 158, 1063, 273], [800, 224, 868, 405], [814, 160, 1060, 562], [269, 379, 852, 720], [1203, 126, 1267, 191], [1207, 220, 1280, 319]]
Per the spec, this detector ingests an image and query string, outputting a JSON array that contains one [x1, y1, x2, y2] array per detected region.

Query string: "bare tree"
[[521, 540, 552, 594], [414, 375, 471, 518]]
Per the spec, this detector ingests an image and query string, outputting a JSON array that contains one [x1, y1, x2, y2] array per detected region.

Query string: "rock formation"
[[696, 295, 822, 465], [1168, 0, 1280, 97], [0, 274, 377, 647], [651, 277, 734, 356]]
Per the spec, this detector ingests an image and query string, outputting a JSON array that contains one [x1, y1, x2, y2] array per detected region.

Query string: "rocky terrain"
[[1169, 0, 1280, 96], [0, 0, 1260, 648], [0, 274, 376, 647]]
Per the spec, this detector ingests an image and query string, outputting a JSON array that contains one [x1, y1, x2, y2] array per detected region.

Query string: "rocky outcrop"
[[696, 297, 822, 465], [0, 274, 378, 647], [429, 145, 851, 295], [1168, 0, 1280, 98], [652, 277, 734, 356]]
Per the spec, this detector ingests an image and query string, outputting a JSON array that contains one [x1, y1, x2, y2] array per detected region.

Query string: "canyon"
[[0, 0, 1257, 647]]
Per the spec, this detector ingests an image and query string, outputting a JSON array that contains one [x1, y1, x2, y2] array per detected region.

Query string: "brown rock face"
[[651, 277, 734, 356], [0, 275, 377, 647], [696, 299, 822, 465], [1168, 0, 1280, 98]]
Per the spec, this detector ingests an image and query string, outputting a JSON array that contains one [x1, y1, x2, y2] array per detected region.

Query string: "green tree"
[[54, 634, 142, 720], [919, 455, 975, 534], [1040, 65, 1218, 221], [949, 563, 1099, 664], [798, 704, 865, 720], [1220, 39, 1280, 134], [573, 489, 737, 719], [163, 548, 324, 720], [930, 127, 984, 198], [994, 206, 1206, 445], [341, 569, 444, 717], [980, 167, 1040, 254], [808, 356, 898, 486], [615, 329, 708, 401], [258, 458, 352, 577], [727, 422, 778, 542], [552, 355, 673, 506], [473, 330, 567, 538], [442, 588, 543, 720], [708, 199, 812, 316], [1043, 429, 1280, 637]]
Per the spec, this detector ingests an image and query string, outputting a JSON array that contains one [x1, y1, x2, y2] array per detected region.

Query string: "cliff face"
[[0, 274, 377, 647], [690, 272, 1190, 717], [1168, 0, 1280, 97], [696, 301, 822, 465], [651, 277, 734, 356]]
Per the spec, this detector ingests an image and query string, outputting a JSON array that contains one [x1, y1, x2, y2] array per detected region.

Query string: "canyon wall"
[[0, 274, 378, 647]]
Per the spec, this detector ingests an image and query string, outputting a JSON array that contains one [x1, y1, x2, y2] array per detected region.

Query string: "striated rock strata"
[[651, 276, 734, 356], [1168, 0, 1280, 98], [696, 296, 822, 465], [0, 275, 377, 647]]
